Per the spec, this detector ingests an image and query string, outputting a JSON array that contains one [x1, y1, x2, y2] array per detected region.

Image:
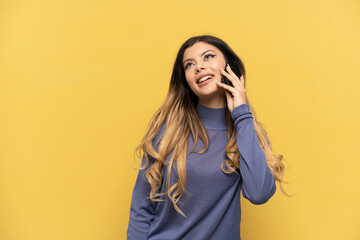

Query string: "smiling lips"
[[197, 74, 214, 85]]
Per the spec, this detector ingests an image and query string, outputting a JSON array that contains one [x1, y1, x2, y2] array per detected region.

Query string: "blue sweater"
[[127, 103, 276, 240]]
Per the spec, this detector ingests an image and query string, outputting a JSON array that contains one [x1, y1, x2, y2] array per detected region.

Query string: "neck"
[[198, 90, 226, 108], [196, 102, 227, 130]]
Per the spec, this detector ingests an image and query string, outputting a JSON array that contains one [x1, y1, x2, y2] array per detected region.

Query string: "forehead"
[[183, 42, 220, 59]]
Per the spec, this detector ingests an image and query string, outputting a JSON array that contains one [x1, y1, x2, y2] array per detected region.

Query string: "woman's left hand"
[[216, 64, 249, 113]]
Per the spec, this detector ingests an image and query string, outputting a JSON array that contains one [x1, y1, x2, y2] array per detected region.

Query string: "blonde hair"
[[134, 35, 292, 217]]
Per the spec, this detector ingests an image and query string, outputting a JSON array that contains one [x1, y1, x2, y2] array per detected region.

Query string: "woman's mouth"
[[197, 75, 214, 86]]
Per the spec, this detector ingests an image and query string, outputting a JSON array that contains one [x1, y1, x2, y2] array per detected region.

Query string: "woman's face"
[[182, 41, 227, 101]]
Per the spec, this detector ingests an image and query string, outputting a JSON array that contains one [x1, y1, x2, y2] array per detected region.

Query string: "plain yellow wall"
[[1, 0, 359, 239]]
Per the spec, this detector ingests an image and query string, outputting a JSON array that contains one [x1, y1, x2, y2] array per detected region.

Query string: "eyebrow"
[[183, 50, 215, 65]]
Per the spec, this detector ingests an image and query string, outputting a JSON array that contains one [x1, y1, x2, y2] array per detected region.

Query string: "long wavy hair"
[[134, 35, 291, 217]]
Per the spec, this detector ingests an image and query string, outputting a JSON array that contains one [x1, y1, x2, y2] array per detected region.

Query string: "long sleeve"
[[127, 123, 166, 239], [127, 154, 156, 239], [230, 104, 276, 205]]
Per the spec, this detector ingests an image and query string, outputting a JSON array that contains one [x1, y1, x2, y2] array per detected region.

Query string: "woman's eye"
[[184, 54, 215, 70], [184, 63, 193, 69], [205, 54, 215, 60]]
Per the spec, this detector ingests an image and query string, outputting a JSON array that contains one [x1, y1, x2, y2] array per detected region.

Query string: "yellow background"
[[1, 0, 359, 239]]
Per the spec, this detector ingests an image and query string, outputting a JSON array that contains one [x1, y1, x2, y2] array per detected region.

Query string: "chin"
[[196, 86, 222, 98]]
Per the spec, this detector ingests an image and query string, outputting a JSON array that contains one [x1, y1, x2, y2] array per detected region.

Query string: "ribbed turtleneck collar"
[[196, 102, 227, 130]]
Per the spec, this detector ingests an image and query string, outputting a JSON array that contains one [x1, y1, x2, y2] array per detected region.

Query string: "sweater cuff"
[[230, 104, 253, 122]]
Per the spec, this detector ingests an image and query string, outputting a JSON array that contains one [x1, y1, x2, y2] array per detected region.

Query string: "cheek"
[[212, 62, 222, 70], [185, 72, 195, 84], [185, 79, 195, 89], [184, 76, 197, 91]]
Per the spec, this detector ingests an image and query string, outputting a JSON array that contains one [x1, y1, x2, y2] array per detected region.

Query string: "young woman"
[[127, 35, 287, 240]]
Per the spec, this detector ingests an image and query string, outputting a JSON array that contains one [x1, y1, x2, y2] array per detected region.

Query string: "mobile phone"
[[221, 57, 242, 87]]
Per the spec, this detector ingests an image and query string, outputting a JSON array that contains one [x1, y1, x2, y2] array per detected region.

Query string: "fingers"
[[226, 64, 239, 82], [224, 88, 233, 101], [225, 65, 246, 89], [239, 75, 245, 88], [220, 66, 242, 89], [224, 89, 233, 110], [216, 80, 235, 95]]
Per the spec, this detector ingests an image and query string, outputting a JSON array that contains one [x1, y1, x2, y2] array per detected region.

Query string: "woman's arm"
[[127, 155, 156, 239], [230, 103, 276, 205], [127, 122, 166, 239]]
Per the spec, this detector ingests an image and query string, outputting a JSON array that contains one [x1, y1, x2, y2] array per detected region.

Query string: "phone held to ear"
[[221, 57, 242, 87]]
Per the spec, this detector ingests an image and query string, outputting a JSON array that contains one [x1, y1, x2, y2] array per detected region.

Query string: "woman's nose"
[[196, 64, 206, 72]]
